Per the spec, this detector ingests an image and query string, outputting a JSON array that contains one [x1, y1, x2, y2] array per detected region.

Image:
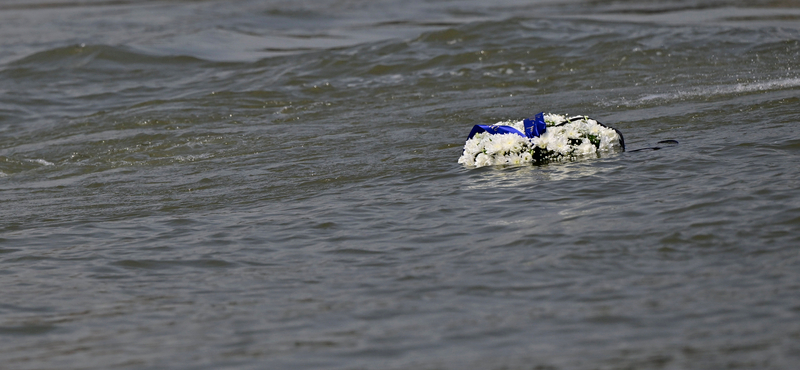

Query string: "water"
[[2, 1, 800, 369]]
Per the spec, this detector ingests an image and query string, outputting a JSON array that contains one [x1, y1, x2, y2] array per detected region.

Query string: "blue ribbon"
[[523, 112, 546, 138], [467, 112, 546, 140], [466, 124, 525, 139]]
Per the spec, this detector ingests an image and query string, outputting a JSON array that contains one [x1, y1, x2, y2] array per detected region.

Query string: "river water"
[[2, 1, 800, 369]]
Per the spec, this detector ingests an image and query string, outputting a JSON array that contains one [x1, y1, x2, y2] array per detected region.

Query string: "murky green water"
[[2, 1, 800, 369]]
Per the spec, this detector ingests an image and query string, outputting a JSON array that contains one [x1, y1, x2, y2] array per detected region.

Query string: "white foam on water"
[[29, 158, 54, 166], [640, 77, 800, 102], [602, 77, 800, 107], [174, 153, 213, 162]]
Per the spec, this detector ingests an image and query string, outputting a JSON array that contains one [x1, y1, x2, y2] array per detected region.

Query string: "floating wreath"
[[457, 112, 625, 168]]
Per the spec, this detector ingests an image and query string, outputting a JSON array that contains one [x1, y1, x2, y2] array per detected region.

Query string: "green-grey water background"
[[2, 0, 800, 369]]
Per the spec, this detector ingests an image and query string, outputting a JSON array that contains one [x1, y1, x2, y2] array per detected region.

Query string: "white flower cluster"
[[458, 114, 623, 168]]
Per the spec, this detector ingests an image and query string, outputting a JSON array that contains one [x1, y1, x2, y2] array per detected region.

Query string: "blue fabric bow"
[[523, 112, 547, 138], [467, 112, 546, 140]]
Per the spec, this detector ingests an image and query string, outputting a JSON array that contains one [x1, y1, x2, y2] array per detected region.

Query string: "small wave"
[[600, 77, 800, 107], [29, 159, 54, 166], [640, 78, 800, 102], [9, 44, 207, 70], [174, 153, 213, 162]]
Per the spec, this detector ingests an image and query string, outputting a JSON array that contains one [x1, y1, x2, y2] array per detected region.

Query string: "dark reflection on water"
[[2, 0, 800, 369]]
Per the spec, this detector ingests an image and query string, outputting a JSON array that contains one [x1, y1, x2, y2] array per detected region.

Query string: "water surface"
[[1, 1, 800, 369]]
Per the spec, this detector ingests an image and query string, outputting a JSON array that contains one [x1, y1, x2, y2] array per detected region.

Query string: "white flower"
[[578, 119, 595, 134], [475, 153, 493, 167], [552, 136, 570, 155], [507, 120, 525, 133], [483, 137, 503, 155], [458, 153, 476, 166], [544, 113, 566, 125], [565, 127, 581, 140], [507, 134, 529, 152], [494, 154, 510, 165], [506, 152, 523, 165], [588, 123, 602, 136], [463, 137, 483, 156], [486, 133, 526, 155], [576, 139, 597, 156], [492, 120, 527, 135], [532, 130, 551, 149], [598, 130, 620, 151]]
